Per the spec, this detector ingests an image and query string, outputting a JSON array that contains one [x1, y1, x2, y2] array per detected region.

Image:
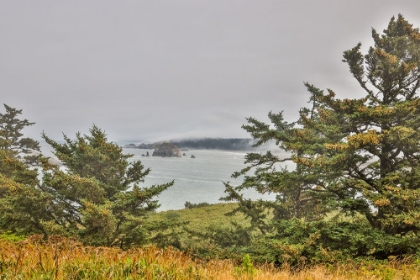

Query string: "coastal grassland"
[[148, 203, 365, 258], [150, 203, 359, 232], [148, 202, 256, 251], [150, 203, 249, 232], [1, 236, 420, 279]]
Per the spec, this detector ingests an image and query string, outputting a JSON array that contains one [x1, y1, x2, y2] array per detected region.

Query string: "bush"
[[0, 231, 25, 242], [184, 201, 212, 209], [246, 217, 420, 266]]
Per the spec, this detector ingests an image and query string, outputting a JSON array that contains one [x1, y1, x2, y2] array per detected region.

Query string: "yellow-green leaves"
[[347, 130, 381, 148]]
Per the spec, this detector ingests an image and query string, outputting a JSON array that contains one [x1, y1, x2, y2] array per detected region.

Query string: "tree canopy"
[[40, 125, 173, 246], [223, 14, 420, 260], [0, 105, 51, 237], [0, 104, 40, 165], [0, 109, 173, 247]]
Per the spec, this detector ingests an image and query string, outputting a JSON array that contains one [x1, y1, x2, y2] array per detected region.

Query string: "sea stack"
[[152, 143, 181, 157]]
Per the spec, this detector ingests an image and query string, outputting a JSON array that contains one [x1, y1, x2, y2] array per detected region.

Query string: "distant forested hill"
[[171, 138, 255, 150], [127, 138, 256, 151]]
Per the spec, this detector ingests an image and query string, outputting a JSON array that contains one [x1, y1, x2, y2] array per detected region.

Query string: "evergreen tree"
[[324, 14, 420, 235], [0, 106, 174, 247], [0, 105, 51, 236], [0, 104, 41, 165], [223, 85, 332, 230], [0, 151, 52, 236], [41, 125, 173, 247], [224, 14, 420, 257]]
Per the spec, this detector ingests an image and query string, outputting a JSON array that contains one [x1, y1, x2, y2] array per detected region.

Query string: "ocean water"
[[124, 148, 277, 211]]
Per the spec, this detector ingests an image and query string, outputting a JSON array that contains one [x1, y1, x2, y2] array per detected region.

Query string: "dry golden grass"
[[1, 235, 420, 279]]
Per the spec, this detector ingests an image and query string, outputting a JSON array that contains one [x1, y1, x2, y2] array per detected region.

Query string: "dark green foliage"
[[0, 105, 51, 237], [0, 104, 41, 165], [194, 222, 252, 249], [0, 108, 173, 247], [147, 219, 187, 249], [248, 217, 420, 265], [222, 90, 334, 230], [222, 14, 420, 264], [333, 15, 420, 234], [0, 152, 52, 237], [40, 125, 173, 247], [184, 222, 255, 261], [184, 201, 211, 209]]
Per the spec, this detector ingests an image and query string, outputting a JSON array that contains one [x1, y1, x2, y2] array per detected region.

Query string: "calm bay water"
[[124, 148, 276, 211]]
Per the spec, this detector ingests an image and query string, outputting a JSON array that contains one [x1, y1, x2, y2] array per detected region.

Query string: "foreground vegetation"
[[2, 13, 420, 278], [1, 236, 420, 280], [150, 203, 249, 236], [220, 13, 420, 264]]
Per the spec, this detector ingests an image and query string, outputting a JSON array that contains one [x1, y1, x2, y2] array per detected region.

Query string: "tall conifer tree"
[[0, 104, 41, 165], [323, 14, 420, 234], [41, 125, 173, 247], [0, 105, 50, 236], [225, 14, 420, 246]]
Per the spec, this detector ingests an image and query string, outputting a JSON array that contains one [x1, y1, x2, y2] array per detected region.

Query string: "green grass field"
[[151, 203, 247, 231], [149, 202, 252, 250]]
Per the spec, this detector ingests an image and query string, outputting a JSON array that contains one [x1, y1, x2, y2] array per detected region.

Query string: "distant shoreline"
[[124, 138, 257, 151]]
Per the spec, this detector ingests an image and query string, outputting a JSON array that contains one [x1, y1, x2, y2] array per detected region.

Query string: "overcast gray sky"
[[1, 1, 420, 144]]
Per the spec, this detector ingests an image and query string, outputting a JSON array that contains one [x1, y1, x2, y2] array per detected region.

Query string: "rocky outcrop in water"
[[152, 143, 181, 157]]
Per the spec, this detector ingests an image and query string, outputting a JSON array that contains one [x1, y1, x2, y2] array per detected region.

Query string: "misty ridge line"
[[124, 138, 260, 151]]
